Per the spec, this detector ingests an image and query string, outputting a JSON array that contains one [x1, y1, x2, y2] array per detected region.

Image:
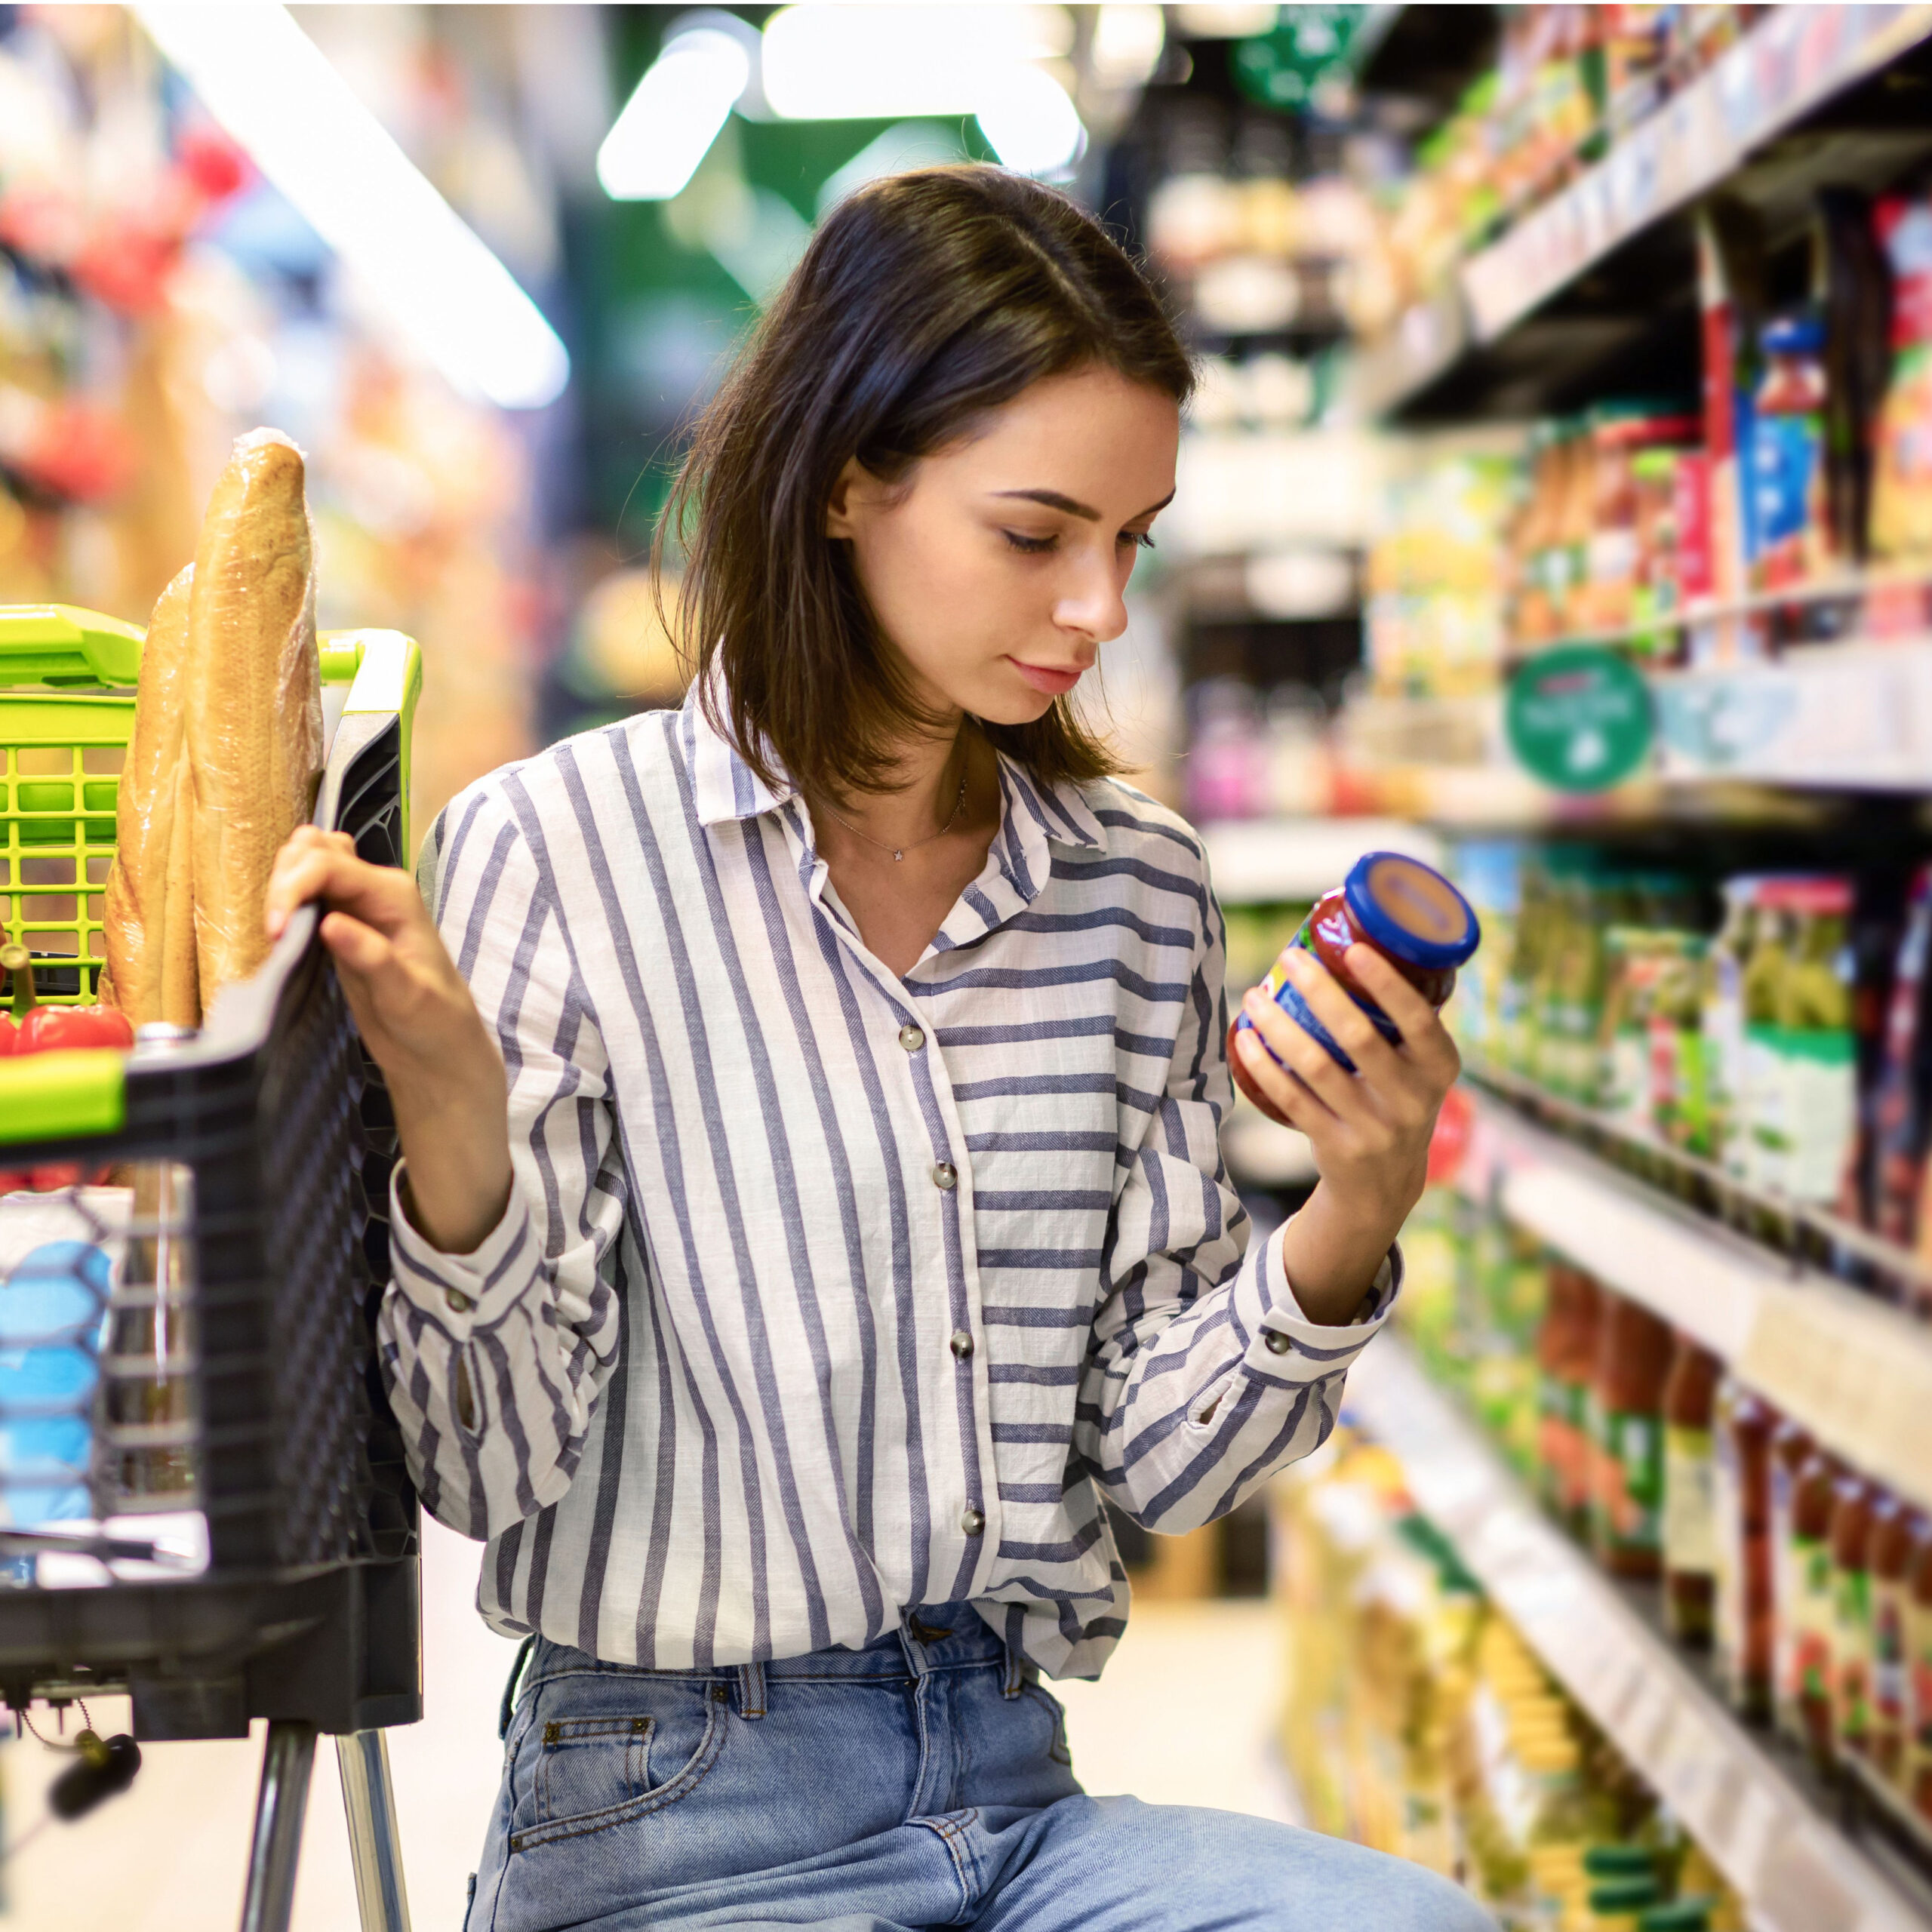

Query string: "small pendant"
[[894, 850, 905, 861]]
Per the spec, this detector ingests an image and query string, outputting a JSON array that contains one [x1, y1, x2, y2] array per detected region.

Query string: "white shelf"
[[1652, 641, 1932, 789], [1346, 1339, 1930, 1932], [1460, 1088, 1932, 1519], [1201, 816, 1443, 906]]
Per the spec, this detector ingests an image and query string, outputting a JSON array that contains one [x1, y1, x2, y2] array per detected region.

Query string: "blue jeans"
[[466, 1603, 1494, 1932]]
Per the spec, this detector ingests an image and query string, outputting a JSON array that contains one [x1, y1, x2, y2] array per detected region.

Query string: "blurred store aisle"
[[0, 1523, 1294, 1928]]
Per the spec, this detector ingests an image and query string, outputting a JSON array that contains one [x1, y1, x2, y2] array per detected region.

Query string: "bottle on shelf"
[[1827, 1472, 1877, 1764], [1907, 1509, 1932, 1824], [1869, 1497, 1919, 1787], [1662, 1334, 1721, 1648], [1792, 1444, 1843, 1774], [1538, 1263, 1600, 1539], [1712, 1379, 1774, 1723], [1768, 1416, 1817, 1743], [1589, 1293, 1674, 1581]]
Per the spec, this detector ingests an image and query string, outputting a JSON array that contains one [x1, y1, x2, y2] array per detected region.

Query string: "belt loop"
[[499, 1633, 537, 1740], [736, 1659, 767, 1719], [1000, 1604, 1026, 1700], [897, 1616, 931, 1680]]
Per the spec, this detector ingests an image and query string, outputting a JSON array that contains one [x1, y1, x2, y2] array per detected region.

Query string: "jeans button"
[[961, 1506, 985, 1537], [949, 1329, 974, 1360], [898, 1024, 925, 1052], [932, 1161, 957, 1191]]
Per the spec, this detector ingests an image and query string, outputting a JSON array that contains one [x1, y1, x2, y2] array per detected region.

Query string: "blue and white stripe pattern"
[[377, 684, 1398, 1679]]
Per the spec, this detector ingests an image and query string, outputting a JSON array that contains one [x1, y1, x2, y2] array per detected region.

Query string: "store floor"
[[1, 1519, 1299, 1928]]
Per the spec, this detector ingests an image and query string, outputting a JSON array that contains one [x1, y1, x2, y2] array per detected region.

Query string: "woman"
[[269, 168, 1484, 1932]]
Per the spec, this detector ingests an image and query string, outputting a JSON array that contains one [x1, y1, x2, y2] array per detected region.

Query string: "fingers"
[[1241, 985, 1358, 1119], [1234, 1022, 1337, 1131], [1269, 948, 1398, 1083], [1341, 945, 1463, 1089], [318, 909, 397, 977], [265, 827, 421, 942]]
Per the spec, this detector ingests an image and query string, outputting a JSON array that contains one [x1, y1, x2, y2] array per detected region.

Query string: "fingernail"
[[1281, 947, 1307, 977]]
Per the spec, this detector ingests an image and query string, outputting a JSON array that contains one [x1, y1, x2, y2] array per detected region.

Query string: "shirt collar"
[[678, 678, 1106, 858]]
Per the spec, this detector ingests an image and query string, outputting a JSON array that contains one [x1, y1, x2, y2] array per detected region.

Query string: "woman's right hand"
[[266, 826, 514, 1256]]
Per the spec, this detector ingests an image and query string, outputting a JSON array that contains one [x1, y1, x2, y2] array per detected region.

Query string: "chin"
[[974, 691, 1058, 728]]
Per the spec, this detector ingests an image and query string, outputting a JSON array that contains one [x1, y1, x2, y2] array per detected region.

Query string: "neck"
[[829, 718, 973, 848]]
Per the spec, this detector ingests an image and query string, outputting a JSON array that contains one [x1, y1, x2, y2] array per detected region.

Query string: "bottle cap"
[[1761, 313, 1825, 356], [1583, 1845, 1656, 1876], [1343, 853, 1480, 972], [1636, 1906, 1712, 1932], [1589, 1879, 1662, 1912]]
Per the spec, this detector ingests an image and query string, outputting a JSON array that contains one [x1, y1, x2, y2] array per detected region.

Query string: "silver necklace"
[[822, 769, 968, 862]]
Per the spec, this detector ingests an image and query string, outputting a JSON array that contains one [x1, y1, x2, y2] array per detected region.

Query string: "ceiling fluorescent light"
[[976, 66, 1084, 177], [135, 4, 568, 411], [597, 28, 750, 202], [761, 5, 1070, 119]]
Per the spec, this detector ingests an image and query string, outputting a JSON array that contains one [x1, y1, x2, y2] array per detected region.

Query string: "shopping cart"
[[0, 604, 424, 1932]]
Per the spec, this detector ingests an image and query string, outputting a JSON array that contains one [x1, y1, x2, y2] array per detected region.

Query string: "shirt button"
[[961, 1506, 985, 1537], [1263, 1329, 1291, 1355], [898, 1024, 925, 1052], [445, 1289, 472, 1315], [949, 1329, 974, 1360], [932, 1161, 957, 1191]]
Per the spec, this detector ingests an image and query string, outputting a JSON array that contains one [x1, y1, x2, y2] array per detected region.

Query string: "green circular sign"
[[1505, 645, 1654, 792]]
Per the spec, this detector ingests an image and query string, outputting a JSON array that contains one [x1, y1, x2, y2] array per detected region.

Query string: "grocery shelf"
[[1345, 1337, 1932, 1932], [1201, 814, 1443, 905], [1455, 1075, 1932, 1518], [1352, 3, 1932, 422]]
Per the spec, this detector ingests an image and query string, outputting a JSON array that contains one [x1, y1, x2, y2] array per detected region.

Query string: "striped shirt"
[[377, 685, 1398, 1680]]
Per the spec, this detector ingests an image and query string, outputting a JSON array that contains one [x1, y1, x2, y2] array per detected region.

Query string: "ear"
[[825, 456, 872, 540]]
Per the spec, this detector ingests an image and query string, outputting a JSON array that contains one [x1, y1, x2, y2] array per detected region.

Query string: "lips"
[[1008, 658, 1088, 696]]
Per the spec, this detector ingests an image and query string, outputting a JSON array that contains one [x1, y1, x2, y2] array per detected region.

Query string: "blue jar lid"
[[1343, 853, 1480, 971], [1761, 313, 1824, 356]]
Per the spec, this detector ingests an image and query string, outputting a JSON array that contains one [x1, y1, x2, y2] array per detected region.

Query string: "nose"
[[1051, 546, 1130, 648]]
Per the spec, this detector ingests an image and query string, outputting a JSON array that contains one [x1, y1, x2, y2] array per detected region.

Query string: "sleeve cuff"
[[387, 1159, 537, 1338], [1229, 1215, 1401, 1385]]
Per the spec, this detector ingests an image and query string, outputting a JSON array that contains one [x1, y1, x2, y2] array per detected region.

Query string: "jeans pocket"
[[510, 1686, 726, 1854], [535, 1715, 654, 1827]]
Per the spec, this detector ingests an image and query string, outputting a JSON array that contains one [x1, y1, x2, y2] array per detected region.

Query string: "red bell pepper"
[[2, 945, 134, 1054]]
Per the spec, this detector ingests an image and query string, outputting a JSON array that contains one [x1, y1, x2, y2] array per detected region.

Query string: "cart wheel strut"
[[338, 1727, 412, 1930], [238, 1721, 315, 1932]]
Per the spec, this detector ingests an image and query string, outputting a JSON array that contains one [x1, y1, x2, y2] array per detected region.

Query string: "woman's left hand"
[[1233, 942, 1461, 1323]]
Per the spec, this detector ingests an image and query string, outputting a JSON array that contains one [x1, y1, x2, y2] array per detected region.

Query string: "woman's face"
[[826, 367, 1181, 729]]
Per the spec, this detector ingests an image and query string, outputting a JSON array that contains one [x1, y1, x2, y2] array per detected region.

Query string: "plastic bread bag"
[[102, 563, 200, 1029], [185, 428, 324, 1004]]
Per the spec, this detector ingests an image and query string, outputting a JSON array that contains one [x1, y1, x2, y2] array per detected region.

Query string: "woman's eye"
[[1121, 530, 1156, 552], [1002, 530, 1058, 555]]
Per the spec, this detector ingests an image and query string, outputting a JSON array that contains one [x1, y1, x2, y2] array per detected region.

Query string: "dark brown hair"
[[658, 164, 1193, 802]]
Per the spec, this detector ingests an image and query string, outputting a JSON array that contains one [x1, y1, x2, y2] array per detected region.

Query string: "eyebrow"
[[992, 488, 1176, 521]]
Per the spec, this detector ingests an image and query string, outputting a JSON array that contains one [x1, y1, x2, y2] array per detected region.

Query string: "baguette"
[[101, 564, 199, 1027], [186, 429, 324, 1002]]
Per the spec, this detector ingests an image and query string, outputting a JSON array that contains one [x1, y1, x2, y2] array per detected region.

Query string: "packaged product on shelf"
[[1791, 1442, 1842, 1771], [1711, 1377, 1773, 1723], [1829, 1472, 1877, 1764], [1701, 878, 1760, 1178], [1871, 866, 1932, 1246], [1768, 1417, 1817, 1743], [1748, 315, 1829, 591], [1909, 1513, 1932, 1823], [1602, 930, 1666, 1134], [1743, 877, 1856, 1204], [1661, 1335, 1720, 1649], [1537, 1263, 1601, 1541], [1576, 411, 1701, 638], [1869, 1494, 1918, 1788], [1589, 1292, 1672, 1581], [1816, 186, 1892, 570], [1870, 193, 1932, 564]]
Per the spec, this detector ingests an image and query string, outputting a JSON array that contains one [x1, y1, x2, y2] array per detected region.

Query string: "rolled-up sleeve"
[[1073, 857, 1398, 1535], [374, 783, 625, 1541]]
